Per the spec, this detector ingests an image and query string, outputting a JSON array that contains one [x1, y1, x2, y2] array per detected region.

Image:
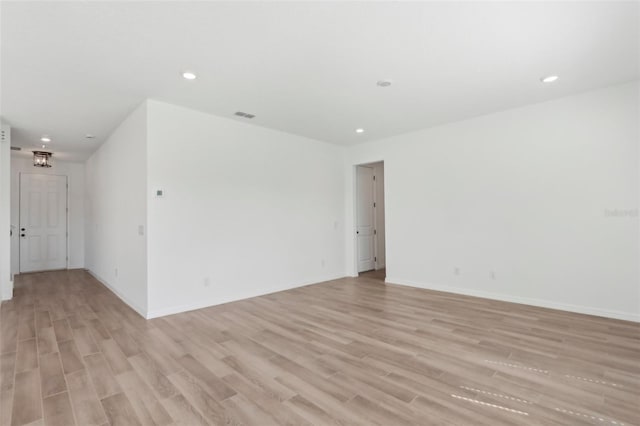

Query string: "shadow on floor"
[[358, 268, 386, 283]]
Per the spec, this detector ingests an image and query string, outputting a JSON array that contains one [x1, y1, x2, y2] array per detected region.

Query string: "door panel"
[[27, 236, 41, 262], [47, 235, 60, 261], [19, 174, 67, 272], [29, 192, 41, 227], [356, 166, 375, 272], [47, 191, 61, 227]]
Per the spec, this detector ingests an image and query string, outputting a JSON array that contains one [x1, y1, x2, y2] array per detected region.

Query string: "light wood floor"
[[1, 270, 639, 426]]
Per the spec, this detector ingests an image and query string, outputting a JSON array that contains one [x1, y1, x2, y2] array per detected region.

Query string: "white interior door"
[[19, 174, 67, 273], [356, 166, 375, 272]]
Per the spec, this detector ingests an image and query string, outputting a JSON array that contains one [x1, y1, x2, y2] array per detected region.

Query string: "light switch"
[[138, 225, 145, 236]]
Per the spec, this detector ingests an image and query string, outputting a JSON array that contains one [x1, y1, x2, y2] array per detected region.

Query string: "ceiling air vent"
[[11, 146, 21, 151], [234, 111, 255, 119]]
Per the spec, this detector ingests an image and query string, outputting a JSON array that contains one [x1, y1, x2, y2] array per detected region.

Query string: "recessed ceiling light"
[[541, 75, 559, 83], [377, 80, 392, 87], [42, 145, 46, 148], [85, 134, 95, 139], [182, 71, 197, 80], [40, 136, 51, 142], [356, 128, 364, 133]]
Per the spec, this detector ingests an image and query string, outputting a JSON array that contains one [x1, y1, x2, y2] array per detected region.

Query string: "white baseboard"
[[146, 273, 346, 319], [1, 280, 13, 301], [385, 277, 640, 323], [86, 269, 147, 318]]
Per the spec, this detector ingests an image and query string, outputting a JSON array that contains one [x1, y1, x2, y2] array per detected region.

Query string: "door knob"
[[20, 234, 25, 237], [356, 231, 359, 234], [21, 228, 25, 231]]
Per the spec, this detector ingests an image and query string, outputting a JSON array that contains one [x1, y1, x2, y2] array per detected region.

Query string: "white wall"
[[0, 125, 12, 300], [146, 100, 345, 318], [85, 103, 148, 316], [10, 156, 85, 277], [78, 82, 638, 323], [346, 81, 639, 321]]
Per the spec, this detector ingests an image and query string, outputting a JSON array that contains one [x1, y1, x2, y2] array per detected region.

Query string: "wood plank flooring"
[[1, 269, 639, 425]]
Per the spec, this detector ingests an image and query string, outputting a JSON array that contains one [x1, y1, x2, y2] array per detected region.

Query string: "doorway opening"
[[355, 161, 385, 279], [19, 173, 68, 273]]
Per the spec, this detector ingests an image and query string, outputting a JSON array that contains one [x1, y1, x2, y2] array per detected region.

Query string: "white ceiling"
[[2, 1, 638, 161]]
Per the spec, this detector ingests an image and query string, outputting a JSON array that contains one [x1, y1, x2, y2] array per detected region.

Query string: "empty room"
[[0, 1, 638, 425]]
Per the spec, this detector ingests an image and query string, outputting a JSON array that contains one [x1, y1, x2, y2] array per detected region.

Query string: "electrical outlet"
[[203, 277, 210, 287], [321, 259, 326, 268], [491, 271, 496, 280], [114, 268, 118, 277], [454, 267, 460, 275]]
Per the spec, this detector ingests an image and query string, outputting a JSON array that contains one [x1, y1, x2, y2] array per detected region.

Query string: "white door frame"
[[352, 161, 385, 275], [19, 172, 69, 273]]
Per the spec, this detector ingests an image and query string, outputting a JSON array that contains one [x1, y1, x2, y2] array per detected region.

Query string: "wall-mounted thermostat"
[[155, 189, 164, 197]]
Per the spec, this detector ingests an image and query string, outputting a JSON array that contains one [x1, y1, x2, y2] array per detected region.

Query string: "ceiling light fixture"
[[356, 128, 364, 133], [377, 80, 392, 87], [182, 71, 197, 80], [85, 134, 95, 139], [33, 151, 52, 168], [40, 136, 51, 142], [540, 75, 559, 83]]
